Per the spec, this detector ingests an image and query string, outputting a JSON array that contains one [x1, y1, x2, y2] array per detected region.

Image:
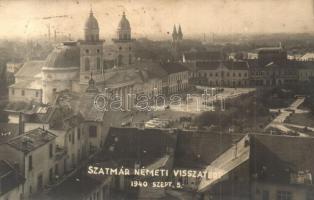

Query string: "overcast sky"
[[0, 0, 313, 40]]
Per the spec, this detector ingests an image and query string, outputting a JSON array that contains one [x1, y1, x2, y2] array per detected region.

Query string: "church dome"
[[118, 12, 130, 30], [45, 43, 80, 69], [85, 11, 99, 30]]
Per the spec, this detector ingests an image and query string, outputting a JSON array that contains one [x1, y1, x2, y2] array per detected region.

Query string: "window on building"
[[239, 73, 242, 77], [89, 125, 97, 138], [276, 191, 292, 200], [21, 90, 25, 96], [72, 132, 75, 144], [28, 155, 33, 171], [129, 54, 132, 64], [85, 58, 90, 71], [97, 49, 100, 53], [55, 164, 59, 175], [262, 190, 270, 200], [49, 143, 53, 158], [118, 55, 123, 66], [97, 57, 101, 72], [11, 89, 15, 95], [77, 128, 81, 140], [85, 49, 89, 54], [49, 168, 53, 182]]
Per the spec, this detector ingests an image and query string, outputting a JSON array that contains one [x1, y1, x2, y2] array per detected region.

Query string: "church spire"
[[172, 25, 178, 41], [177, 24, 183, 40]]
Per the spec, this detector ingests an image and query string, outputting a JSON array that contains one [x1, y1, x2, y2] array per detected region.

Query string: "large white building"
[[9, 10, 186, 107]]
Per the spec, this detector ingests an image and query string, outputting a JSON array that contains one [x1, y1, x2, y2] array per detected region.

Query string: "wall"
[[8, 88, 42, 103], [251, 181, 308, 200], [0, 184, 23, 200]]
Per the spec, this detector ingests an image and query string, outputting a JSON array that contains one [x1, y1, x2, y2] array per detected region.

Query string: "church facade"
[[9, 10, 181, 106]]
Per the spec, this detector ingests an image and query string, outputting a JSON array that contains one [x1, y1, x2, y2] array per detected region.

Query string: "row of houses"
[[36, 127, 314, 200], [184, 47, 314, 88], [0, 82, 110, 199]]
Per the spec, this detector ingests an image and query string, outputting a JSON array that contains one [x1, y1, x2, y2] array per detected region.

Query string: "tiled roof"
[[223, 61, 249, 70], [9, 80, 42, 90], [47, 170, 108, 200], [174, 131, 242, 169], [15, 60, 44, 78], [196, 61, 220, 70], [184, 51, 224, 61], [196, 61, 249, 71], [96, 127, 177, 167], [257, 47, 284, 52], [159, 62, 189, 74], [7, 128, 56, 153], [79, 93, 105, 122], [0, 160, 24, 196], [250, 134, 314, 185]]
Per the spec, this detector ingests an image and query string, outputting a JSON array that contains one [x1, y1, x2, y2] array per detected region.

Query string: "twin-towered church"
[[9, 10, 189, 105]]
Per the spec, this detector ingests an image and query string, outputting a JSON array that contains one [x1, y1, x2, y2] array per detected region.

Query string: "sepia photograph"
[[1, 0, 314, 199]]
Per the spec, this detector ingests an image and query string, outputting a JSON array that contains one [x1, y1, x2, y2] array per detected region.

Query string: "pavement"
[[265, 97, 310, 137]]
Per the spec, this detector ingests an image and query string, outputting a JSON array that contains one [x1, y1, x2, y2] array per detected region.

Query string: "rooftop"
[[94, 127, 177, 168], [0, 160, 24, 197], [44, 44, 80, 69], [7, 128, 56, 153], [47, 170, 108, 200], [15, 60, 44, 78], [183, 51, 224, 61], [159, 62, 189, 74], [174, 131, 243, 169], [8, 79, 42, 90]]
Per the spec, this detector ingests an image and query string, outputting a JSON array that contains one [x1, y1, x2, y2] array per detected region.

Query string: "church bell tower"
[[79, 9, 104, 87]]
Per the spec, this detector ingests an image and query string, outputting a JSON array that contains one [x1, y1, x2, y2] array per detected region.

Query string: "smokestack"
[[18, 112, 24, 135]]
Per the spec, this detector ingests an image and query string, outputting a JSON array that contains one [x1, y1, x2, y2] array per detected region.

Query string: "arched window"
[[118, 55, 123, 66], [97, 57, 101, 71], [129, 54, 132, 64], [85, 58, 90, 71]]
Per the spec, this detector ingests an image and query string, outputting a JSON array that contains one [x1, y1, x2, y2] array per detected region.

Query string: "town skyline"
[[0, 0, 314, 40]]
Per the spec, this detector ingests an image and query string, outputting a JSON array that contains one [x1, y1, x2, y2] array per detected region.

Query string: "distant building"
[[171, 24, 183, 61], [8, 61, 44, 103], [182, 51, 225, 64], [159, 62, 189, 94], [257, 46, 287, 67], [299, 53, 314, 61], [6, 62, 23, 74], [192, 61, 249, 87]]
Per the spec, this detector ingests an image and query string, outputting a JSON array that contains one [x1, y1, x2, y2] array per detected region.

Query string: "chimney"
[[18, 112, 24, 135]]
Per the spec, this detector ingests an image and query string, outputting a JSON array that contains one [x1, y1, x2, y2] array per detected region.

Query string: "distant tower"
[[171, 24, 183, 60], [113, 12, 135, 67], [172, 25, 178, 42], [177, 25, 183, 40], [79, 9, 104, 87]]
